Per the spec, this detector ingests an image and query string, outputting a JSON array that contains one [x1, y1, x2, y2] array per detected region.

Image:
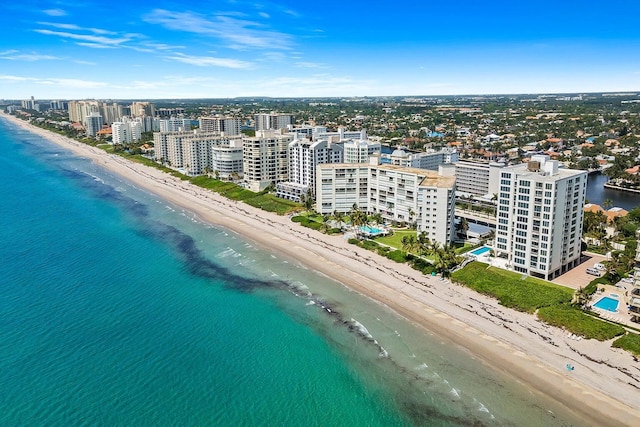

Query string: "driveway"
[[552, 252, 609, 290]]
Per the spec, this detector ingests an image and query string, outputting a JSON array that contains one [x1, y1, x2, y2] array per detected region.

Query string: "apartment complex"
[[343, 139, 382, 163], [159, 118, 191, 132], [454, 160, 505, 197], [199, 116, 242, 136], [276, 139, 344, 201], [242, 131, 293, 192], [112, 120, 142, 144], [494, 155, 587, 280], [254, 113, 295, 131], [381, 147, 458, 170], [153, 131, 237, 176], [317, 157, 456, 245], [84, 112, 103, 137]]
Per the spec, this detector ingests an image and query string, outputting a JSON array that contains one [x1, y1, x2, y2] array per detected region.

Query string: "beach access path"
[[3, 113, 639, 426]]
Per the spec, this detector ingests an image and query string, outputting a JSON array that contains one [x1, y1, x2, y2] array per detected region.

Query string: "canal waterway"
[[586, 172, 640, 211]]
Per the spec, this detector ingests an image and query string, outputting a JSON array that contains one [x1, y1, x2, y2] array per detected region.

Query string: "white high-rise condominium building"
[[276, 139, 344, 201], [243, 130, 293, 192], [84, 112, 103, 137], [343, 139, 381, 163], [454, 160, 505, 197], [130, 102, 155, 118], [153, 131, 225, 175], [317, 157, 456, 245], [69, 100, 101, 123], [211, 139, 244, 180], [314, 127, 367, 142], [101, 102, 122, 126], [254, 113, 295, 131], [383, 148, 458, 171], [199, 116, 241, 136], [112, 121, 142, 145], [159, 118, 191, 132], [494, 155, 587, 280]]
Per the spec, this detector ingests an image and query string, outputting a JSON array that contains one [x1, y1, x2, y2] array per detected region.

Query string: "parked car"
[[586, 268, 601, 277], [593, 263, 605, 271]]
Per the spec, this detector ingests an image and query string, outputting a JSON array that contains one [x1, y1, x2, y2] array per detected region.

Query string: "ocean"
[[0, 118, 584, 426]]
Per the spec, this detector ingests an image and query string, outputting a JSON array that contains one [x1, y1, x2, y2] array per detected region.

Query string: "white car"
[[593, 263, 605, 271], [621, 277, 634, 284]]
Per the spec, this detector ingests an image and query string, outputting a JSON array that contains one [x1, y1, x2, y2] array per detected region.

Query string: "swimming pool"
[[469, 246, 491, 256], [360, 225, 384, 235], [594, 296, 619, 312]]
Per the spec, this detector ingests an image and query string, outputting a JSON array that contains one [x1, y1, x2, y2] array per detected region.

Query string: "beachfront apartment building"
[[343, 139, 382, 163], [112, 120, 142, 145], [69, 100, 100, 123], [276, 138, 344, 201], [211, 140, 244, 180], [199, 116, 242, 136], [454, 160, 506, 197], [130, 102, 155, 118], [381, 147, 458, 171], [159, 118, 191, 132], [317, 157, 456, 245], [84, 112, 103, 137], [153, 131, 222, 173], [243, 130, 293, 192], [254, 113, 295, 131], [494, 155, 587, 280]]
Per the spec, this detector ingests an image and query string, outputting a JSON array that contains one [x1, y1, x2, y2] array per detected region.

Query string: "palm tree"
[[332, 210, 345, 229], [417, 233, 431, 256], [350, 204, 367, 234], [300, 189, 314, 212], [401, 234, 418, 255], [572, 287, 590, 308], [602, 198, 614, 210]]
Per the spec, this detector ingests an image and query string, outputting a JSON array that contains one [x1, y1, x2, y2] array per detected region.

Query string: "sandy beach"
[[3, 113, 639, 425]]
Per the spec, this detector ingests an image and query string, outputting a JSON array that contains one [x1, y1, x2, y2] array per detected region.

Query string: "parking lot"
[[552, 252, 610, 290]]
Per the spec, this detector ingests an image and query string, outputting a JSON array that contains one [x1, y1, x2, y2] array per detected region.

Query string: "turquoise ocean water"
[[0, 118, 585, 426]]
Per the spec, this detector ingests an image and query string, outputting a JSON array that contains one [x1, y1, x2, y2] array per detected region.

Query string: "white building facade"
[[243, 131, 293, 192], [317, 158, 456, 245], [199, 116, 241, 136], [494, 155, 587, 280]]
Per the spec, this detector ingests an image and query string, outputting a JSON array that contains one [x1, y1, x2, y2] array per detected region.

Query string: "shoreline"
[[3, 113, 639, 425]]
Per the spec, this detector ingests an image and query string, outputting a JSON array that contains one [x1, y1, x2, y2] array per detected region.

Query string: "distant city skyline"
[[1, 1, 639, 99]]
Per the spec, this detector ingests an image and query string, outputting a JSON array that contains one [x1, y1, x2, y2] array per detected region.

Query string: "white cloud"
[[34, 29, 131, 47], [295, 61, 328, 69], [75, 42, 117, 49], [0, 74, 33, 81], [144, 9, 293, 50], [39, 78, 108, 88], [0, 75, 106, 88], [165, 53, 254, 69], [0, 52, 60, 61], [43, 9, 67, 17], [37, 22, 117, 35], [143, 43, 186, 51], [259, 12, 270, 18]]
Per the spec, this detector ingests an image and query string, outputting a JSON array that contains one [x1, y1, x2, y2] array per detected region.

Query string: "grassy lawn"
[[451, 262, 573, 313], [450, 261, 640, 356], [537, 306, 625, 340], [613, 333, 640, 356], [374, 229, 415, 249]]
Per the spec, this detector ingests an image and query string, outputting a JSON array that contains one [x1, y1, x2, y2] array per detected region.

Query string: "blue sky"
[[1, 0, 639, 99]]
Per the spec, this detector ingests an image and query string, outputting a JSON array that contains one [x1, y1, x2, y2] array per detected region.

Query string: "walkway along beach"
[[3, 112, 639, 426]]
